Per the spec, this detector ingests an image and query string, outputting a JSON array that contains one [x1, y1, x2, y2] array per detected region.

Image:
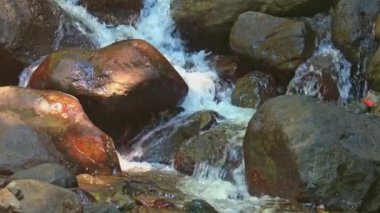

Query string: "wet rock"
[[0, 0, 93, 63], [244, 95, 380, 211], [135, 194, 175, 209], [231, 71, 278, 109], [345, 101, 369, 114], [28, 39, 189, 132], [0, 86, 120, 175], [80, 0, 142, 26], [171, 0, 330, 52], [331, 0, 380, 63], [209, 55, 240, 82], [77, 172, 186, 211], [0, 188, 21, 212], [287, 54, 341, 101], [230, 11, 316, 84], [376, 15, 380, 42], [84, 203, 120, 213], [125, 111, 220, 164], [183, 199, 218, 213], [5, 179, 82, 212], [0, 47, 25, 86], [10, 163, 77, 188], [77, 174, 136, 210], [367, 48, 380, 91], [175, 124, 245, 176]]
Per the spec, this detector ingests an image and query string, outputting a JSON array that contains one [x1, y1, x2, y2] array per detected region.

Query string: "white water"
[[52, 0, 259, 212]]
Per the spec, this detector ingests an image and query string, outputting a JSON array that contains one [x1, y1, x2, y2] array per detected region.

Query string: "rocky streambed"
[[1, 0, 380, 212]]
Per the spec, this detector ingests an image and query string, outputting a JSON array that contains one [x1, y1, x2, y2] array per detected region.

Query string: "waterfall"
[[47, 0, 261, 212]]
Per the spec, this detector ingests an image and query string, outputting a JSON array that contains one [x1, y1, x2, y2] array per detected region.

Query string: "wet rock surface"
[[367, 48, 380, 91], [28, 39, 189, 131], [231, 71, 278, 109], [125, 110, 220, 165], [244, 95, 380, 211], [171, 0, 330, 51], [0, 86, 120, 175], [230, 11, 316, 84]]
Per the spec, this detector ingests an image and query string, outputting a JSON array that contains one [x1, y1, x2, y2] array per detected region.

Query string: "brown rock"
[[0, 86, 120, 175], [28, 39, 188, 131]]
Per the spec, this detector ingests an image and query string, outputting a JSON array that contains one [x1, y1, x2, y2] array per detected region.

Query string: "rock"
[[77, 174, 136, 210], [331, 0, 380, 63], [230, 11, 316, 84], [125, 111, 220, 164], [171, 0, 330, 52], [134, 194, 175, 209], [183, 199, 218, 213], [231, 71, 278, 109], [79, 0, 142, 26], [5, 179, 82, 212], [376, 15, 380, 42], [0, 86, 120, 175], [0, 47, 25, 86], [209, 55, 241, 82], [367, 48, 380, 91], [175, 124, 245, 176], [345, 101, 369, 114], [0, 0, 94, 63], [28, 39, 189, 131], [84, 203, 120, 213], [10, 163, 77, 188], [244, 95, 380, 211], [287, 54, 341, 101], [0, 188, 21, 212]]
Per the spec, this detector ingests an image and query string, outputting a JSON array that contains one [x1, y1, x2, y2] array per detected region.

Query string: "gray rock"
[[5, 179, 82, 213], [244, 95, 380, 211], [10, 163, 77, 188], [230, 11, 315, 84]]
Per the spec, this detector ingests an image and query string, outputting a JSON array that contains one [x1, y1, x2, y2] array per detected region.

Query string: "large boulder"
[[3, 179, 82, 212], [331, 0, 380, 64], [0, 47, 25, 86], [231, 71, 278, 109], [0, 86, 120, 175], [28, 39, 188, 130], [0, 0, 94, 84], [244, 95, 380, 211], [171, 0, 331, 51], [230, 11, 316, 84], [368, 48, 380, 91]]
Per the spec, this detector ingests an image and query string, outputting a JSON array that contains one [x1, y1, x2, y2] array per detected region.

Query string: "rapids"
[[17, 0, 352, 212]]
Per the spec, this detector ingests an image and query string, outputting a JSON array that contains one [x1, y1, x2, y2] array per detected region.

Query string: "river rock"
[[287, 54, 341, 101], [4, 179, 82, 212], [175, 124, 245, 176], [0, 187, 21, 212], [125, 111, 220, 164], [244, 95, 380, 211], [368, 48, 380, 91], [79, 0, 142, 26], [0, 0, 95, 84], [0, 86, 120, 175], [28, 39, 188, 131], [183, 199, 218, 213], [84, 203, 120, 213], [331, 0, 380, 63], [230, 11, 316, 84], [10, 163, 76, 188], [171, 0, 330, 52], [376, 15, 380, 42], [231, 71, 278, 109]]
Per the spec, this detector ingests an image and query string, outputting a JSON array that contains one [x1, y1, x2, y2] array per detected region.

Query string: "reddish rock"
[[28, 39, 188, 131], [0, 86, 120, 175]]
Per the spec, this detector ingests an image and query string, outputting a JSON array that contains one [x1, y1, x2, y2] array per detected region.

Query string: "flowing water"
[[18, 1, 353, 212], [49, 0, 264, 212]]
